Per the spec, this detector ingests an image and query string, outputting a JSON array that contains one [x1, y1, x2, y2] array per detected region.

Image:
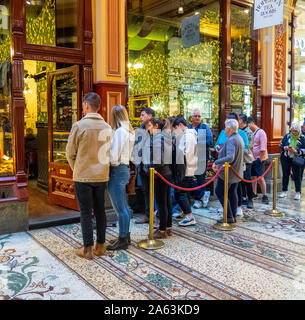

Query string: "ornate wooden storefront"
[[9, 0, 93, 208]]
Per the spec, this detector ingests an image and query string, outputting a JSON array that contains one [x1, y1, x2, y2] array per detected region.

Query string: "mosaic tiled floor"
[[1, 194, 305, 300]]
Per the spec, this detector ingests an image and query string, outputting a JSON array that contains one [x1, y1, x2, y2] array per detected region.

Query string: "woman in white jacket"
[[106, 105, 135, 250]]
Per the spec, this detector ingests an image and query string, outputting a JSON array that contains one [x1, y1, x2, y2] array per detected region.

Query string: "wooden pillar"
[[11, 0, 28, 200], [261, 21, 289, 154], [220, 0, 231, 129], [93, 0, 128, 122], [83, 0, 93, 94]]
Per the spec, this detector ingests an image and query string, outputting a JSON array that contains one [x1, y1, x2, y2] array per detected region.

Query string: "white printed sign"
[[253, 0, 284, 30]]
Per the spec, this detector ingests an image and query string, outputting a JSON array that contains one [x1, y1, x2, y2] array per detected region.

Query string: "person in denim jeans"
[[107, 105, 135, 250]]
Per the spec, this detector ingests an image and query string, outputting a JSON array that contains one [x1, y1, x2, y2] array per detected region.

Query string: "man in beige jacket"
[[66, 92, 112, 260]]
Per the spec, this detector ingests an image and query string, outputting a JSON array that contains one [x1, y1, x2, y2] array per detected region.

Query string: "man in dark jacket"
[[133, 107, 155, 224], [188, 110, 213, 209]]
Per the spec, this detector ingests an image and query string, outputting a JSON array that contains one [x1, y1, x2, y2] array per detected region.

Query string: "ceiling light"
[[178, 6, 184, 14]]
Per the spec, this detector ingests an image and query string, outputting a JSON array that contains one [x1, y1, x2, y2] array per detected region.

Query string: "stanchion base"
[[213, 223, 236, 231], [264, 209, 284, 217], [138, 239, 165, 250]]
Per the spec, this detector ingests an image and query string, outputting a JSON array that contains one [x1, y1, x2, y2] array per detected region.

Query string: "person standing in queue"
[[149, 117, 173, 239], [66, 92, 111, 260], [172, 116, 198, 227], [133, 107, 155, 224], [247, 116, 269, 204], [188, 110, 213, 209], [212, 119, 245, 224], [106, 105, 135, 250]]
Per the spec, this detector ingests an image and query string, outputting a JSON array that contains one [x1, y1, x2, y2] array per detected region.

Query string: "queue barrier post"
[[138, 168, 165, 250], [264, 157, 284, 217], [213, 162, 236, 231]]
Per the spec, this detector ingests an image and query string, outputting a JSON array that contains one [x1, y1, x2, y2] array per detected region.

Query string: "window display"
[[52, 72, 77, 163], [231, 4, 252, 73], [0, 0, 13, 176], [26, 0, 79, 48], [127, 0, 220, 128]]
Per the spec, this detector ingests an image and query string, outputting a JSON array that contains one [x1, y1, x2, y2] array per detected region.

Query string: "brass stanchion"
[[265, 158, 284, 217], [213, 162, 236, 231], [138, 168, 165, 250]]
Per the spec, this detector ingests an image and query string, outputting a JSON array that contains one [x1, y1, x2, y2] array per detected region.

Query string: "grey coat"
[[215, 133, 245, 184]]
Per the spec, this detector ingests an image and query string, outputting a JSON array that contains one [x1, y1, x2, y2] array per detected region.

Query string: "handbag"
[[293, 156, 305, 167]]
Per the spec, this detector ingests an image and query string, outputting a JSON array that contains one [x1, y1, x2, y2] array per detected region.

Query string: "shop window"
[[231, 4, 252, 73], [294, 5, 305, 123], [127, 0, 220, 128], [0, 0, 13, 176], [231, 84, 253, 116], [26, 0, 79, 48]]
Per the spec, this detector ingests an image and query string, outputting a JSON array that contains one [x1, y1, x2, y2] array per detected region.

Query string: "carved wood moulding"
[[107, 0, 121, 77], [274, 22, 287, 93]]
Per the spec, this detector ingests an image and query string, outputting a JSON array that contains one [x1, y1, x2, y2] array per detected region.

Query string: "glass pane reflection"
[[26, 0, 79, 48]]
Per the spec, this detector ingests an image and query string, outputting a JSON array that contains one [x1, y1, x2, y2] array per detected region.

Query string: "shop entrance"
[[24, 60, 80, 224]]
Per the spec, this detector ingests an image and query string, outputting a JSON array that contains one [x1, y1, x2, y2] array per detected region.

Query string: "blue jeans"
[[171, 187, 181, 214], [108, 164, 131, 238], [189, 172, 206, 200]]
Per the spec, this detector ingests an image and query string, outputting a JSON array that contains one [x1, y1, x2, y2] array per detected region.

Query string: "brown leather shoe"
[[166, 228, 173, 236], [135, 216, 149, 224], [75, 246, 94, 260], [93, 242, 106, 257], [153, 229, 168, 239]]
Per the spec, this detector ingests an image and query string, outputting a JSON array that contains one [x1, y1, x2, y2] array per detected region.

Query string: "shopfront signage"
[[181, 15, 200, 48], [0, 5, 8, 30], [253, 0, 283, 30]]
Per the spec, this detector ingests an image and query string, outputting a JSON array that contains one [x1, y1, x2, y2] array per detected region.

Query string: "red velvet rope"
[[154, 165, 224, 191], [230, 160, 273, 183], [154, 160, 274, 191]]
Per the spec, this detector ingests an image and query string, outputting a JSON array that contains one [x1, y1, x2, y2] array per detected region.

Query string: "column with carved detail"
[[11, 0, 28, 200], [220, 0, 231, 129], [93, 0, 128, 123], [261, 18, 290, 154]]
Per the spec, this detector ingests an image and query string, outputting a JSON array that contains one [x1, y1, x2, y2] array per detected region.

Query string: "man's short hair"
[[141, 107, 155, 117], [83, 92, 101, 111], [172, 116, 188, 128], [239, 114, 248, 124], [247, 116, 255, 124], [191, 109, 201, 116]]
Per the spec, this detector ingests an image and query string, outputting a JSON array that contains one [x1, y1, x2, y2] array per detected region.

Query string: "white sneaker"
[[279, 191, 287, 198], [294, 193, 301, 200], [193, 200, 202, 209], [236, 207, 243, 217], [201, 191, 211, 208], [178, 215, 196, 227]]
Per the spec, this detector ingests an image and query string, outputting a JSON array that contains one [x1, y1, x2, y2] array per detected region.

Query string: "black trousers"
[[155, 177, 172, 231], [215, 178, 238, 219], [139, 169, 150, 217], [280, 154, 302, 193], [75, 182, 107, 247]]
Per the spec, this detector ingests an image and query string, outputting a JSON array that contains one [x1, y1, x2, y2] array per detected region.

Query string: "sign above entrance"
[[253, 0, 284, 30], [181, 15, 200, 48]]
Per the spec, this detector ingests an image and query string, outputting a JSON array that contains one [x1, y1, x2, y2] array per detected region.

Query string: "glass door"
[[47, 65, 80, 210]]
